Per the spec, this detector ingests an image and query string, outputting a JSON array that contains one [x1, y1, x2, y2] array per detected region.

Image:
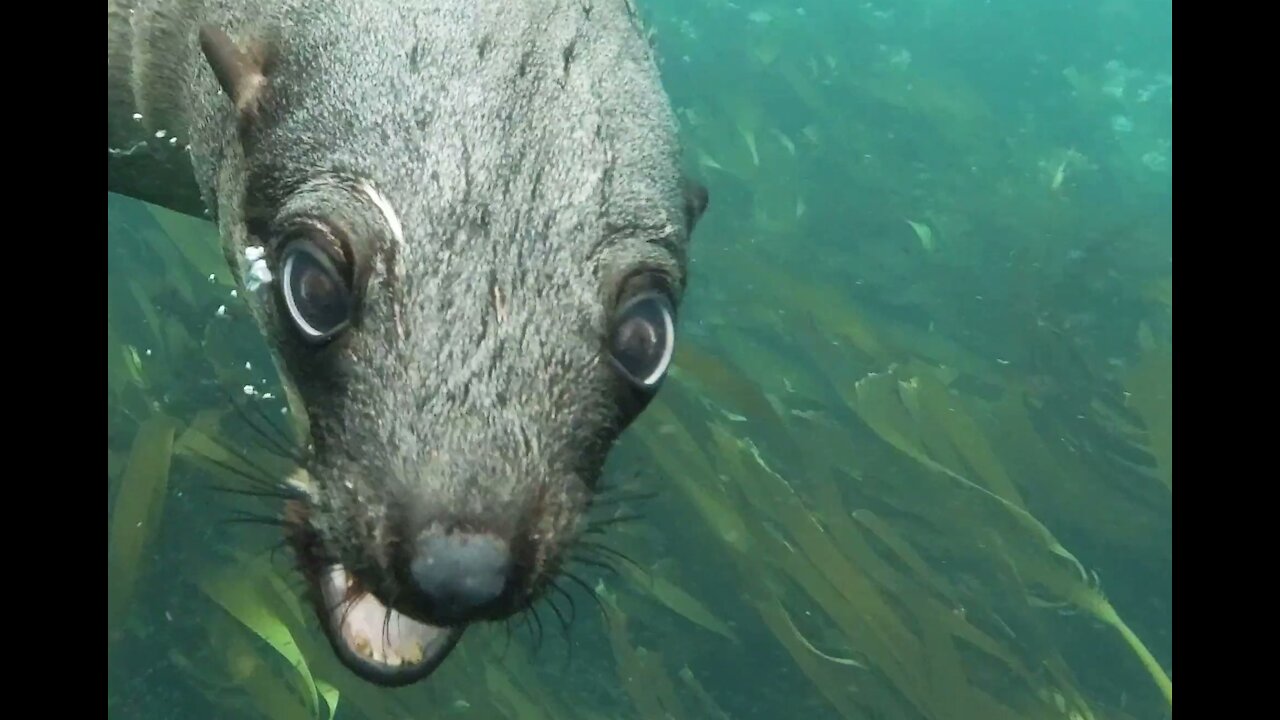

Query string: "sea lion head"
[[193, 1, 708, 686]]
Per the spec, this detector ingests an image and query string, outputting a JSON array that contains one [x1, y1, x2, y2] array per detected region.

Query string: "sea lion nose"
[[410, 531, 511, 623]]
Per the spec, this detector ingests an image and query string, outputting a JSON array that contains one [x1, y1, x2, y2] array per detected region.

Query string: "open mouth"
[[315, 563, 465, 687], [284, 500, 464, 687]]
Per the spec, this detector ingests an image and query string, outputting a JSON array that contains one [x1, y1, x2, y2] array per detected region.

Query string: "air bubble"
[[246, 259, 273, 291]]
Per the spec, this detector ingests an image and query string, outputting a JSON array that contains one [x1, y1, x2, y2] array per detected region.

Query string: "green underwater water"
[[108, 1, 1172, 718]]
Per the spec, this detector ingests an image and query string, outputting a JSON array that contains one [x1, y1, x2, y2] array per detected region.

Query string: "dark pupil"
[[612, 298, 667, 378], [291, 251, 347, 331]]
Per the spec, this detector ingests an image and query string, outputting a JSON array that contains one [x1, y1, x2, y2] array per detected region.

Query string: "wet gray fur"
[[108, 0, 707, 619]]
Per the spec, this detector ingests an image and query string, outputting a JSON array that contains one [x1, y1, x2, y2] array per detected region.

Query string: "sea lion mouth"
[[315, 563, 465, 687], [284, 499, 464, 686]]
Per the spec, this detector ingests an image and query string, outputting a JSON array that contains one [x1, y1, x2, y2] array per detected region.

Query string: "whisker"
[[529, 603, 545, 654], [549, 580, 577, 627], [221, 386, 309, 466], [586, 481, 655, 499], [588, 489, 660, 506], [332, 585, 367, 631], [544, 594, 572, 671], [187, 448, 286, 494], [501, 617, 515, 659], [268, 538, 294, 567], [242, 390, 307, 453], [520, 612, 535, 643], [383, 604, 394, 653], [206, 484, 298, 501], [568, 555, 619, 575], [200, 434, 290, 489], [222, 506, 282, 521], [594, 471, 648, 492], [219, 514, 288, 529], [583, 513, 646, 532], [336, 596, 359, 632], [575, 541, 645, 574], [561, 571, 608, 622], [545, 593, 570, 639]]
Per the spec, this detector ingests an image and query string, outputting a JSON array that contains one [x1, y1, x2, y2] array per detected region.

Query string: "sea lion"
[[108, 0, 708, 686]]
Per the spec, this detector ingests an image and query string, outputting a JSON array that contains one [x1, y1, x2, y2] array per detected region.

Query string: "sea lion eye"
[[279, 239, 352, 342], [608, 287, 676, 390]]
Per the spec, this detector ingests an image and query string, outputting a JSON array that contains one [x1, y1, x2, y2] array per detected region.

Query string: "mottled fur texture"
[[108, 0, 706, 648]]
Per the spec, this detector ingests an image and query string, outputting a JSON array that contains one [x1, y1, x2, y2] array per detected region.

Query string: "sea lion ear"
[[681, 177, 709, 235], [198, 25, 269, 123]]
